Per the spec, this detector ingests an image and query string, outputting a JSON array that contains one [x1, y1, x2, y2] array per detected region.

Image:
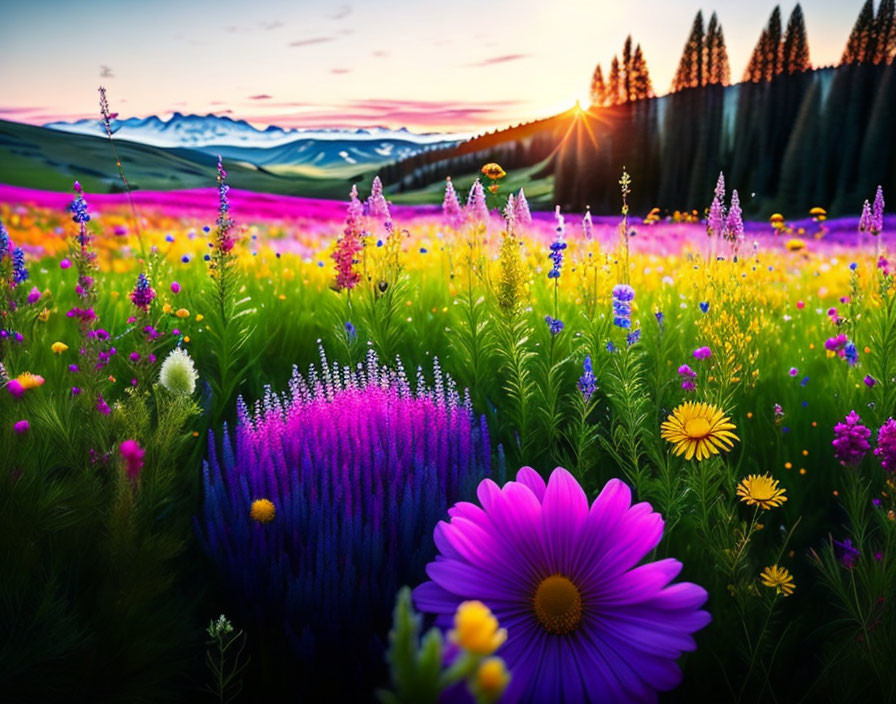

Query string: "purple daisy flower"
[[414, 467, 711, 703]]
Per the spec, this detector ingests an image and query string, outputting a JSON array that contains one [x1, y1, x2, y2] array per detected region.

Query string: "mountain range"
[[43, 113, 463, 168]]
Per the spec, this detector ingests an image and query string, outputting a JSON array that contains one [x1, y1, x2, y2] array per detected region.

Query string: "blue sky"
[[0, 0, 865, 132]]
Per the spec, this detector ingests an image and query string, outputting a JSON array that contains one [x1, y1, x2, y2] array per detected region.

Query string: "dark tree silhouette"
[[672, 11, 705, 90], [607, 55, 622, 105], [705, 12, 731, 85], [873, 0, 896, 64], [590, 64, 607, 107], [622, 36, 634, 102], [842, 0, 876, 64], [783, 4, 811, 73], [630, 44, 653, 99]]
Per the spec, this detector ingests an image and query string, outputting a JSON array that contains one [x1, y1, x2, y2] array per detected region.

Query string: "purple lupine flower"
[[547, 206, 567, 279], [693, 346, 712, 360], [626, 328, 641, 346], [844, 341, 858, 366], [26, 286, 41, 305], [503, 193, 516, 227], [833, 538, 860, 569], [11, 247, 28, 285], [441, 177, 464, 228], [871, 186, 884, 236], [96, 394, 111, 415], [582, 206, 594, 240], [414, 467, 711, 703], [197, 352, 494, 695], [366, 175, 392, 229], [727, 190, 744, 247], [832, 411, 871, 467], [612, 284, 635, 329], [864, 375, 877, 388], [578, 355, 596, 400], [129, 272, 156, 311], [514, 188, 532, 228], [14, 419, 29, 434], [466, 179, 489, 223], [875, 418, 896, 472], [859, 200, 873, 233], [0, 220, 9, 256], [214, 156, 236, 253]]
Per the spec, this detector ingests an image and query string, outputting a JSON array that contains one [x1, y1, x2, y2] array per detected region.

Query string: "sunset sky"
[[0, 0, 862, 134]]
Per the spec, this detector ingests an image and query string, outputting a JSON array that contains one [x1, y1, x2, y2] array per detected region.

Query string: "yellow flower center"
[[751, 483, 774, 500], [684, 417, 712, 439], [533, 575, 582, 635]]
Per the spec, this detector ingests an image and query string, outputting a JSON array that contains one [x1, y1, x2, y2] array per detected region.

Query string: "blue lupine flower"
[[344, 321, 357, 341], [655, 311, 665, 330], [0, 221, 9, 256], [699, 301, 710, 313], [578, 355, 596, 400], [845, 341, 858, 366], [68, 193, 91, 225], [606, 340, 617, 353], [612, 284, 635, 329], [11, 247, 28, 285], [545, 315, 564, 336], [626, 329, 641, 347], [849, 262, 857, 271]]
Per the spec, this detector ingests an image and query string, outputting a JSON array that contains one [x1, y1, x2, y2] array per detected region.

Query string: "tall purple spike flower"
[[367, 175, 392, 227], [583, 206, 594, 240], [467, 179, 489, 223], [442, 177, 464, 228], [547, 206, 567, 279], [859, 200, 873, 234], [875, 418, 896, 472], [0, 220, 9, 257], [514, 188, 532, 228], [612, 284, 635, 329], [727, 189, 744, 250], [214, 156, 236, 254], [871, 186, 885, 236], [11, 247, 28, 286], [197, 351, 496, 694], [414, 467, 711, 703], [832, 410, 871, 467], [578, 355, 596, 400]]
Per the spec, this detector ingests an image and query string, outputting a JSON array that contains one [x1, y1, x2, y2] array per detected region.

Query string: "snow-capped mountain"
[[44, 112, 464, 149]]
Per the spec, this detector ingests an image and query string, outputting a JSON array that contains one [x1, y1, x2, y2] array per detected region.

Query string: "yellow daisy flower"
[[736, 474, 787, 510], [481, 162, 506, 181], [661, 401, 739, 461], [760, 565, 795, 596]]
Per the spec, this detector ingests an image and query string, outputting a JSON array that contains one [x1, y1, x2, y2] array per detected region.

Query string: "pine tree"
[[631, 44, 653, 99], [672, 11, 705, 91], [705, 12, 731, 85], [782, 4, 811, 73], [608, 55, 622, 105], [873, 0, 896, 64], [589, 64, 607, 106], [744, 29, 767, 82], [842, 0, 876, 64], [622, 35, 634, 102], [765, 6, 783, 79]]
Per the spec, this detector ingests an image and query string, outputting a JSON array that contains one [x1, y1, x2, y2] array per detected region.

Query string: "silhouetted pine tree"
[[783, 4, 811, 73], [631, 44, 653, 99], [608, 56, 622, 105], [842, 0, 876, 64], [766, 6, 784, 78], [744, 29, 769, 82], [672, 11, 705, 90], [622, 36, 634, 102], [590, 64, 607, 106], [705, 12, 731, 85], [873, 0, 896, 64]]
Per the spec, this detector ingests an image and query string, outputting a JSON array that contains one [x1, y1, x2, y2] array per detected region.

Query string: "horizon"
[[0, 0, 863, 133]]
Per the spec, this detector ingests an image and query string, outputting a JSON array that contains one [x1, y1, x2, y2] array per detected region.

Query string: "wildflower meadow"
[[3, 1, 896, 702]]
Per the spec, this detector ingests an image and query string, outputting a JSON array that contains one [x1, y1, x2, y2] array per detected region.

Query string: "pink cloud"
[[465, 53, 532, 67]]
